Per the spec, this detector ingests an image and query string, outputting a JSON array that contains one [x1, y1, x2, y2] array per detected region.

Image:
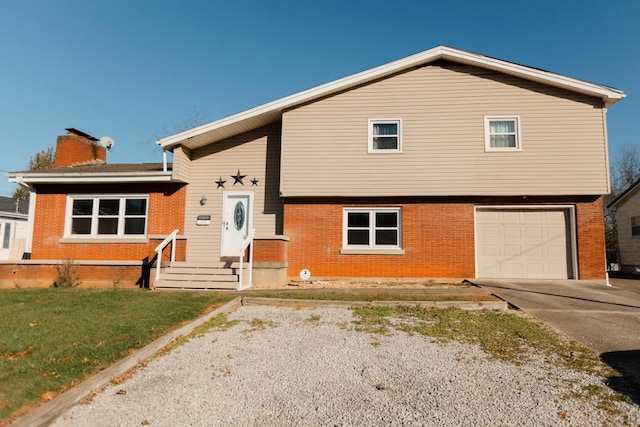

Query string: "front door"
[[220, 191, 253, 257]]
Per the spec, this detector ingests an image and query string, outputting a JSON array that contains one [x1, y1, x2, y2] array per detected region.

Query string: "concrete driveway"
[[472, 278, 640, 387]]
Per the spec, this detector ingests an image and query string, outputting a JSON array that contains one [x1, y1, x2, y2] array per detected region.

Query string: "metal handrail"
[[238, 228, 256, 290], [154, 229, 179, 283]]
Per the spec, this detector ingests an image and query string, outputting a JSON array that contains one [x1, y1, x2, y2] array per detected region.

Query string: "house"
[[5, 46, 625, 289], [607, 179, 640, 275], [0, 196, 29, 260]]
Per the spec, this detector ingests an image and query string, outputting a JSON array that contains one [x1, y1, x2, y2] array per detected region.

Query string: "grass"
[[238, 290, 496, 302], [0, 288, 235, 422], [352, 305, 609, 372], [351, 305, 634, 412]]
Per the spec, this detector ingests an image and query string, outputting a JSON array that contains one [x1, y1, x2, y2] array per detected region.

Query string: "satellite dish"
[[99, 136, 115, 150]]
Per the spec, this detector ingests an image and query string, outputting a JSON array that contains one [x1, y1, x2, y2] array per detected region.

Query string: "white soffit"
[[158, 46, 625, 151]]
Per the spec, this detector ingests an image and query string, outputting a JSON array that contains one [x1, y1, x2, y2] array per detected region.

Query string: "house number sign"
[[196, 215, 211, 226]]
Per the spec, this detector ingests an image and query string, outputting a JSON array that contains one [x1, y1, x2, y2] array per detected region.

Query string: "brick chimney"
[[54, 128, 107, 168]]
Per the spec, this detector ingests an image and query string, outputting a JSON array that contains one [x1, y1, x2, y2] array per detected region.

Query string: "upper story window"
[[343, 208, 402, 249], [632, 216, 640, 237], [369, 119, 402, 153], [485, 116, 521, 151], [65, 195, 148, 238]]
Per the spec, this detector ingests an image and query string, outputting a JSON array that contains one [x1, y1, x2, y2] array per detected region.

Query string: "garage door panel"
[[525, 264, 545, 278], [503, 263, 524, 277], [479, 224, 499, 239], [504, 226, 522, 239], [503, 244, 522, 257], [524, 244, 543, 257], [477, 209, 570, 279]]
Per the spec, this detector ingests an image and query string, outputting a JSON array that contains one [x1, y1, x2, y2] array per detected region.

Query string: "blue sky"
[[1, 0, 638, 197]]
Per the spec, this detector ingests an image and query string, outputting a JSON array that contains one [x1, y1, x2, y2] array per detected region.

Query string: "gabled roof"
[[6, 163, 176, 185], [607, 178, 640, 209], [157, 45, 625, 151]]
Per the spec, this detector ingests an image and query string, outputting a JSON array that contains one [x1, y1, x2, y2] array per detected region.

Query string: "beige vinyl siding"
[[280, 63, 608, 197], [172, 146, 192, 183], [614, 190, 640, 267], [183, 123, 282, 262]]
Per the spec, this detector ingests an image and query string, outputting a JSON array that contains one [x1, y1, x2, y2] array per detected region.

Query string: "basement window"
[[342, 208, 402, 253], [65, 195, 148, 238]]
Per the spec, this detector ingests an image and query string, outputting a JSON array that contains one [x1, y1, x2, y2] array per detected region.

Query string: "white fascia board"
[[158, 46, 625, 151], [8, 172, 175, 185], [0, 212, 28, 220]]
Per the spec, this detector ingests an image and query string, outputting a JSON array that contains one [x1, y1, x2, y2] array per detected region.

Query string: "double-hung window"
[[484, 116, 521, 151], [369, 119, 402, 152], [66, 195, 148, 238], [343, 208, 402, 249]]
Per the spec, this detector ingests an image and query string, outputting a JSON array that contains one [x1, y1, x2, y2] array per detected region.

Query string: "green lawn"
[[0, 288, 235, 422]]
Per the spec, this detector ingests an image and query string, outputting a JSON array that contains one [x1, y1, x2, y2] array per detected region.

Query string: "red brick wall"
[[0, 263, 151, 288], [31, 183, 186, 262], [575, 196, 606, 279], [55, 134, 107, 167], [284, 201, 476, 278], [253, 239, 289, 263], [283, 197, 607, 280]]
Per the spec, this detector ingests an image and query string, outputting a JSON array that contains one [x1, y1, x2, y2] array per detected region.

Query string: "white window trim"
[[484, 115, 522, 152], [64, 194, 149, 239], [368, 118, 402, 153], [341, 207, 402, 252]]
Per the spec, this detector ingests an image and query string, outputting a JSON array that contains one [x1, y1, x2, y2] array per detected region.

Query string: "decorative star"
[[215, 176, 226, 189], [231, 170, 247, 186], [251, 177, 259, 186]]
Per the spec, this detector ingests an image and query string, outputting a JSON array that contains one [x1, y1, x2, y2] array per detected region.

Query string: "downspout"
[[162, 149, 168, 172], [602, 105, 612, 287]]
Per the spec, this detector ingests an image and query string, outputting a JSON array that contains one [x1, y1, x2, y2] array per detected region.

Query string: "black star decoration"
[[215, 176, 226, 189], [231, 170, 247, 186], [251, 177, 259, 186]]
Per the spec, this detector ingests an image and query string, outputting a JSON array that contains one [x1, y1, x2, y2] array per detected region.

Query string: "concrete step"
[[154, 279, 239, 290], [155, 261, 243, 290]]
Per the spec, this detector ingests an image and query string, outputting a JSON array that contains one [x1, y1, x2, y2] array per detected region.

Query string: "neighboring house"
[[607, 179, 640, 275], [0, 196, 28, 260], [6, 46, 625, 288]]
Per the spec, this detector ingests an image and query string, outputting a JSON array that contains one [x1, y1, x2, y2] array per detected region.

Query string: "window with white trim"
[[343, 208, 402, 248], [484, 116, 521, 151], [66, 195, 148, 237], [368, 119, 402, 152]]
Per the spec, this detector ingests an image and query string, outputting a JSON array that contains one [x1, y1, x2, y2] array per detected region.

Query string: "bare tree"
[[13, 147, 55, 200], [606, 143, 640, 267], [610, 144, 640, 196]]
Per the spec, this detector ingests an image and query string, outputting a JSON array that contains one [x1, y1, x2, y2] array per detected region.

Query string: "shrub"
[[53, 258, 81, 288]]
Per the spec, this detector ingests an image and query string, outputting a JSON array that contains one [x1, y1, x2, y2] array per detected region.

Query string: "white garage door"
[[476, 209, 571, 279]]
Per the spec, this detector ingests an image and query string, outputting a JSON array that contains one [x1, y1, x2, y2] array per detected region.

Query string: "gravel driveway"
[[52, 306, 640, 426]]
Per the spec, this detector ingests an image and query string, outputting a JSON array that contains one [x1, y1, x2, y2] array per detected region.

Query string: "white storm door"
[[220, 192, 253, 257]]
